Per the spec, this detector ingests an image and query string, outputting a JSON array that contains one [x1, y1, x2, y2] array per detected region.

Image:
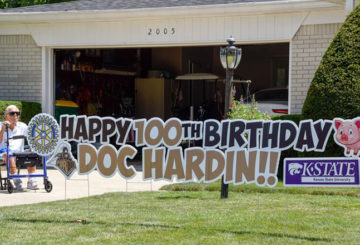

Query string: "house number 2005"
[[148, 27, 175, 36]]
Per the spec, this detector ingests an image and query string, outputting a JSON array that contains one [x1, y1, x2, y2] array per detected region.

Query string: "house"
[[0, 0, 357, 117]]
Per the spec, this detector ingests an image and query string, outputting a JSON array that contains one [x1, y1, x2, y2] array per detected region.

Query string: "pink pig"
[[334, 119, 360, 156]]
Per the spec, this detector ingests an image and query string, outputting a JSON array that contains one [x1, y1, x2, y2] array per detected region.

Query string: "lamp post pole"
[[220, 37, 242, 199], [221, 69, 233, 199]]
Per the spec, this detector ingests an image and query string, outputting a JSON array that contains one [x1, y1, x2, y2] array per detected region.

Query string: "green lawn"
[[0, 190, 359, 244], [160, 180, 360, 197]]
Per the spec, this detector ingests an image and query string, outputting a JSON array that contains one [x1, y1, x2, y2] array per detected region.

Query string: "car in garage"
[[254, 88, 288, 115]]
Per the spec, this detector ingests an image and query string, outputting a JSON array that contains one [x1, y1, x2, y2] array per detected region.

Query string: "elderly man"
[[0, 105, 38, 190]]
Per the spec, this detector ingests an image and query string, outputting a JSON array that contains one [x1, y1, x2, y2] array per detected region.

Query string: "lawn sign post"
[[219, 37, 242, 198]]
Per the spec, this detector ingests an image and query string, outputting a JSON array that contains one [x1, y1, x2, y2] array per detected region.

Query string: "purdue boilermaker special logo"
[[27, 114, 60, 156]]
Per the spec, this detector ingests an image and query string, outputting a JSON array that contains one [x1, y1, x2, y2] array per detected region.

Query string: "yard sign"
[[26, 114, 360, 187]]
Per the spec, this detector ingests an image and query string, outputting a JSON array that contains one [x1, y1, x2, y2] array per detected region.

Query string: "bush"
[[271, 114, 301, 124], [302, 5, 360, 120], [0, 101, 41, 124], [228, 95, 271, 120], [302, 6, 360, 157]]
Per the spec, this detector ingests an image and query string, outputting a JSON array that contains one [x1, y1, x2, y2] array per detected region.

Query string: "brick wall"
[[0, 35, 41, 103], [290, 23, 342, 114]]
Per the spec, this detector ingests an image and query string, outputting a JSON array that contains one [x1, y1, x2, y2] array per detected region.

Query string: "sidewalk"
[[0, 168, 173, 207]]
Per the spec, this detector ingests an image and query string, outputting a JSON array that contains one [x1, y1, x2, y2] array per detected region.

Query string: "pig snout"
[[341, 134, 349, 141]]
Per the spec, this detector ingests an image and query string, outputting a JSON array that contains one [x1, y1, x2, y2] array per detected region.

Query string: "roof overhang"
[[0, 0, 345, 23]]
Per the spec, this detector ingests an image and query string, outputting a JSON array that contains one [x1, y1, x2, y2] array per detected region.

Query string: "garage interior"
[[54, 43, 289, 121]]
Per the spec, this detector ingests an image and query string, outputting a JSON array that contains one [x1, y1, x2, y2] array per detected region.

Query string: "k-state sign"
[[284, 158, 360, 187]]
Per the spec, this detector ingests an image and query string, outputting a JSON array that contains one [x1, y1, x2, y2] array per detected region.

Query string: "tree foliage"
[[302, 5, 360, 120], [0, 0, 75, 9]]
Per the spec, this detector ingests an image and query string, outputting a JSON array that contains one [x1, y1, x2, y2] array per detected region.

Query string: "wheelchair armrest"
[[12, 135, 25, 140]]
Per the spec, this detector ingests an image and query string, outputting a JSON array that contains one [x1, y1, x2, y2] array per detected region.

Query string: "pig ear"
[[355, 121, 360, 129], [335, 120, 342, 129]]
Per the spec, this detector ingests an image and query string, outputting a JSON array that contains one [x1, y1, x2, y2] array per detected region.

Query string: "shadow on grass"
[[5, 218, 180, 229], [5, 217, 99, 225], [221, 229, 333, 242], [156, 195, 198, 200], [119, 222, 180, 229], [4, 217, 340, 241]]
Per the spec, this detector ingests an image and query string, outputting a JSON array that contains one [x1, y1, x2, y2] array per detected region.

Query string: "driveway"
[[0, 168, 173, 207]]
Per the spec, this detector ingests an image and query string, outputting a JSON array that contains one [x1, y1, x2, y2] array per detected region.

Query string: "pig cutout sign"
[[333, 118, 360, 156]]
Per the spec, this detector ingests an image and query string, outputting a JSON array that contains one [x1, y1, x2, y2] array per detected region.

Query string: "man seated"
[[0, 105, 38, 190]]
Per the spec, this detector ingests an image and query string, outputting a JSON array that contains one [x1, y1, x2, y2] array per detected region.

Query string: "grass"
[[160, 180, 360, 198], [0, 190, 359, 244]]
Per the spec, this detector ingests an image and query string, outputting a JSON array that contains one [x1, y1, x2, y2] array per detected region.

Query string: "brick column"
[[290, 24, 342, 114]]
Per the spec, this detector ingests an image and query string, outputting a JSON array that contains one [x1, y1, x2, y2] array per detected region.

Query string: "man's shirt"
[[0, 122, 27, 152]]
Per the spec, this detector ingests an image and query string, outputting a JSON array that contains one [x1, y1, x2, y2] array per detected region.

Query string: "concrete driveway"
[[0, 168, 173, 207]]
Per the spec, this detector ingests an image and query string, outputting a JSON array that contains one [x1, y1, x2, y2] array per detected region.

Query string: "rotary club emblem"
[[27, 113, 60, 156]]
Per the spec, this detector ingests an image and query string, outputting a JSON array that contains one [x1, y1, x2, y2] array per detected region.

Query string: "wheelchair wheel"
[[44, 180, 53, 193], [7, 180, 14, 194]]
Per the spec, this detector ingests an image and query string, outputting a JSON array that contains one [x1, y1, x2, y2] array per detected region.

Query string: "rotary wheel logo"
[[27, 114, 60, 156]]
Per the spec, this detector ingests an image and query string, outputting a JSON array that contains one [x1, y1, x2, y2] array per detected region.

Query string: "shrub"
[[302, 5, 360, 120], [228, 95, 271, 120], [271, 114, 301, 124], [0, 101, 41, 124], [302, 6, 360, 157]]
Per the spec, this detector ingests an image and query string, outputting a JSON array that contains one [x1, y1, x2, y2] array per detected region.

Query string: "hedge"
[[302, 5, 360, 120], [301, 6, 360, 157], [0, 101, 41, 124], [271, 114, 301, 124]]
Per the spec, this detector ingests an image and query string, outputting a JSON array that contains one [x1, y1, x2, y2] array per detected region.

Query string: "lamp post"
[[219, 37, 242, 199]]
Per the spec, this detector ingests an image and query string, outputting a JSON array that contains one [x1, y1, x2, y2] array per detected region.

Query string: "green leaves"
[[228, 95, 270, 120], [0, 0, 76, 9], [302, 5, 360, 120]]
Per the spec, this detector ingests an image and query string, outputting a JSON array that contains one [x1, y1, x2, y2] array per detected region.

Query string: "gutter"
[[0, 0, 344, 23]]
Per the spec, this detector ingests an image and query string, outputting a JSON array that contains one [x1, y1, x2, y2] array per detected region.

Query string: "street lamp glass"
[[220, 47, 227, 69], [220, 45, 242, 70]]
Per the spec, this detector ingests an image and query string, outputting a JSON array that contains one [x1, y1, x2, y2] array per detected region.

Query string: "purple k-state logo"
[[284, 158, 360, 187]]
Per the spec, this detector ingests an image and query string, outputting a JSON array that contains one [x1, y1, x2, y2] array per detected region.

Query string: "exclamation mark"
[[257, 151, 268, 186], [268, 152, 280, 187]]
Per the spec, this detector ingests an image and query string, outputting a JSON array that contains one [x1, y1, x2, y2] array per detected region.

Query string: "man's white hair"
[[5, 105, 19, 114]]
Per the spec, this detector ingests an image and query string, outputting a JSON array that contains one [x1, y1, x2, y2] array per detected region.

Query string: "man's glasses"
[[8, 111, 20, 116]]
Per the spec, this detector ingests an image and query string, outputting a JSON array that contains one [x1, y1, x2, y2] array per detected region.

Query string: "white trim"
[[41, 39, 293, 49], [50, 48, 55, 116], [0, 6, 345, 48], [303, 9, 346, 24], [3, 13, 306, 47], [346, 0, 355, 14], [288, 41, 293, 115], [41, 47, 54, 115], [41, 47, 46, 113]]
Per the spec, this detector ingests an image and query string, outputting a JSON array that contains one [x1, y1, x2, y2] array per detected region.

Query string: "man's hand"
[[2, 121, 10, 131]]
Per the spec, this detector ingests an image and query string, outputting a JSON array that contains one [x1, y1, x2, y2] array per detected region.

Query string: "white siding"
[[0, 12, 308, 47]]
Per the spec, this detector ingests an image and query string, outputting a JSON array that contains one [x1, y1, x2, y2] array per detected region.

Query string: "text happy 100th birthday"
[[60, 116, 333, 187]]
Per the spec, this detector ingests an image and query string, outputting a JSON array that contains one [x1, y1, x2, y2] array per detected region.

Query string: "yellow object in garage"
[[55, 100, 79, 122]]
